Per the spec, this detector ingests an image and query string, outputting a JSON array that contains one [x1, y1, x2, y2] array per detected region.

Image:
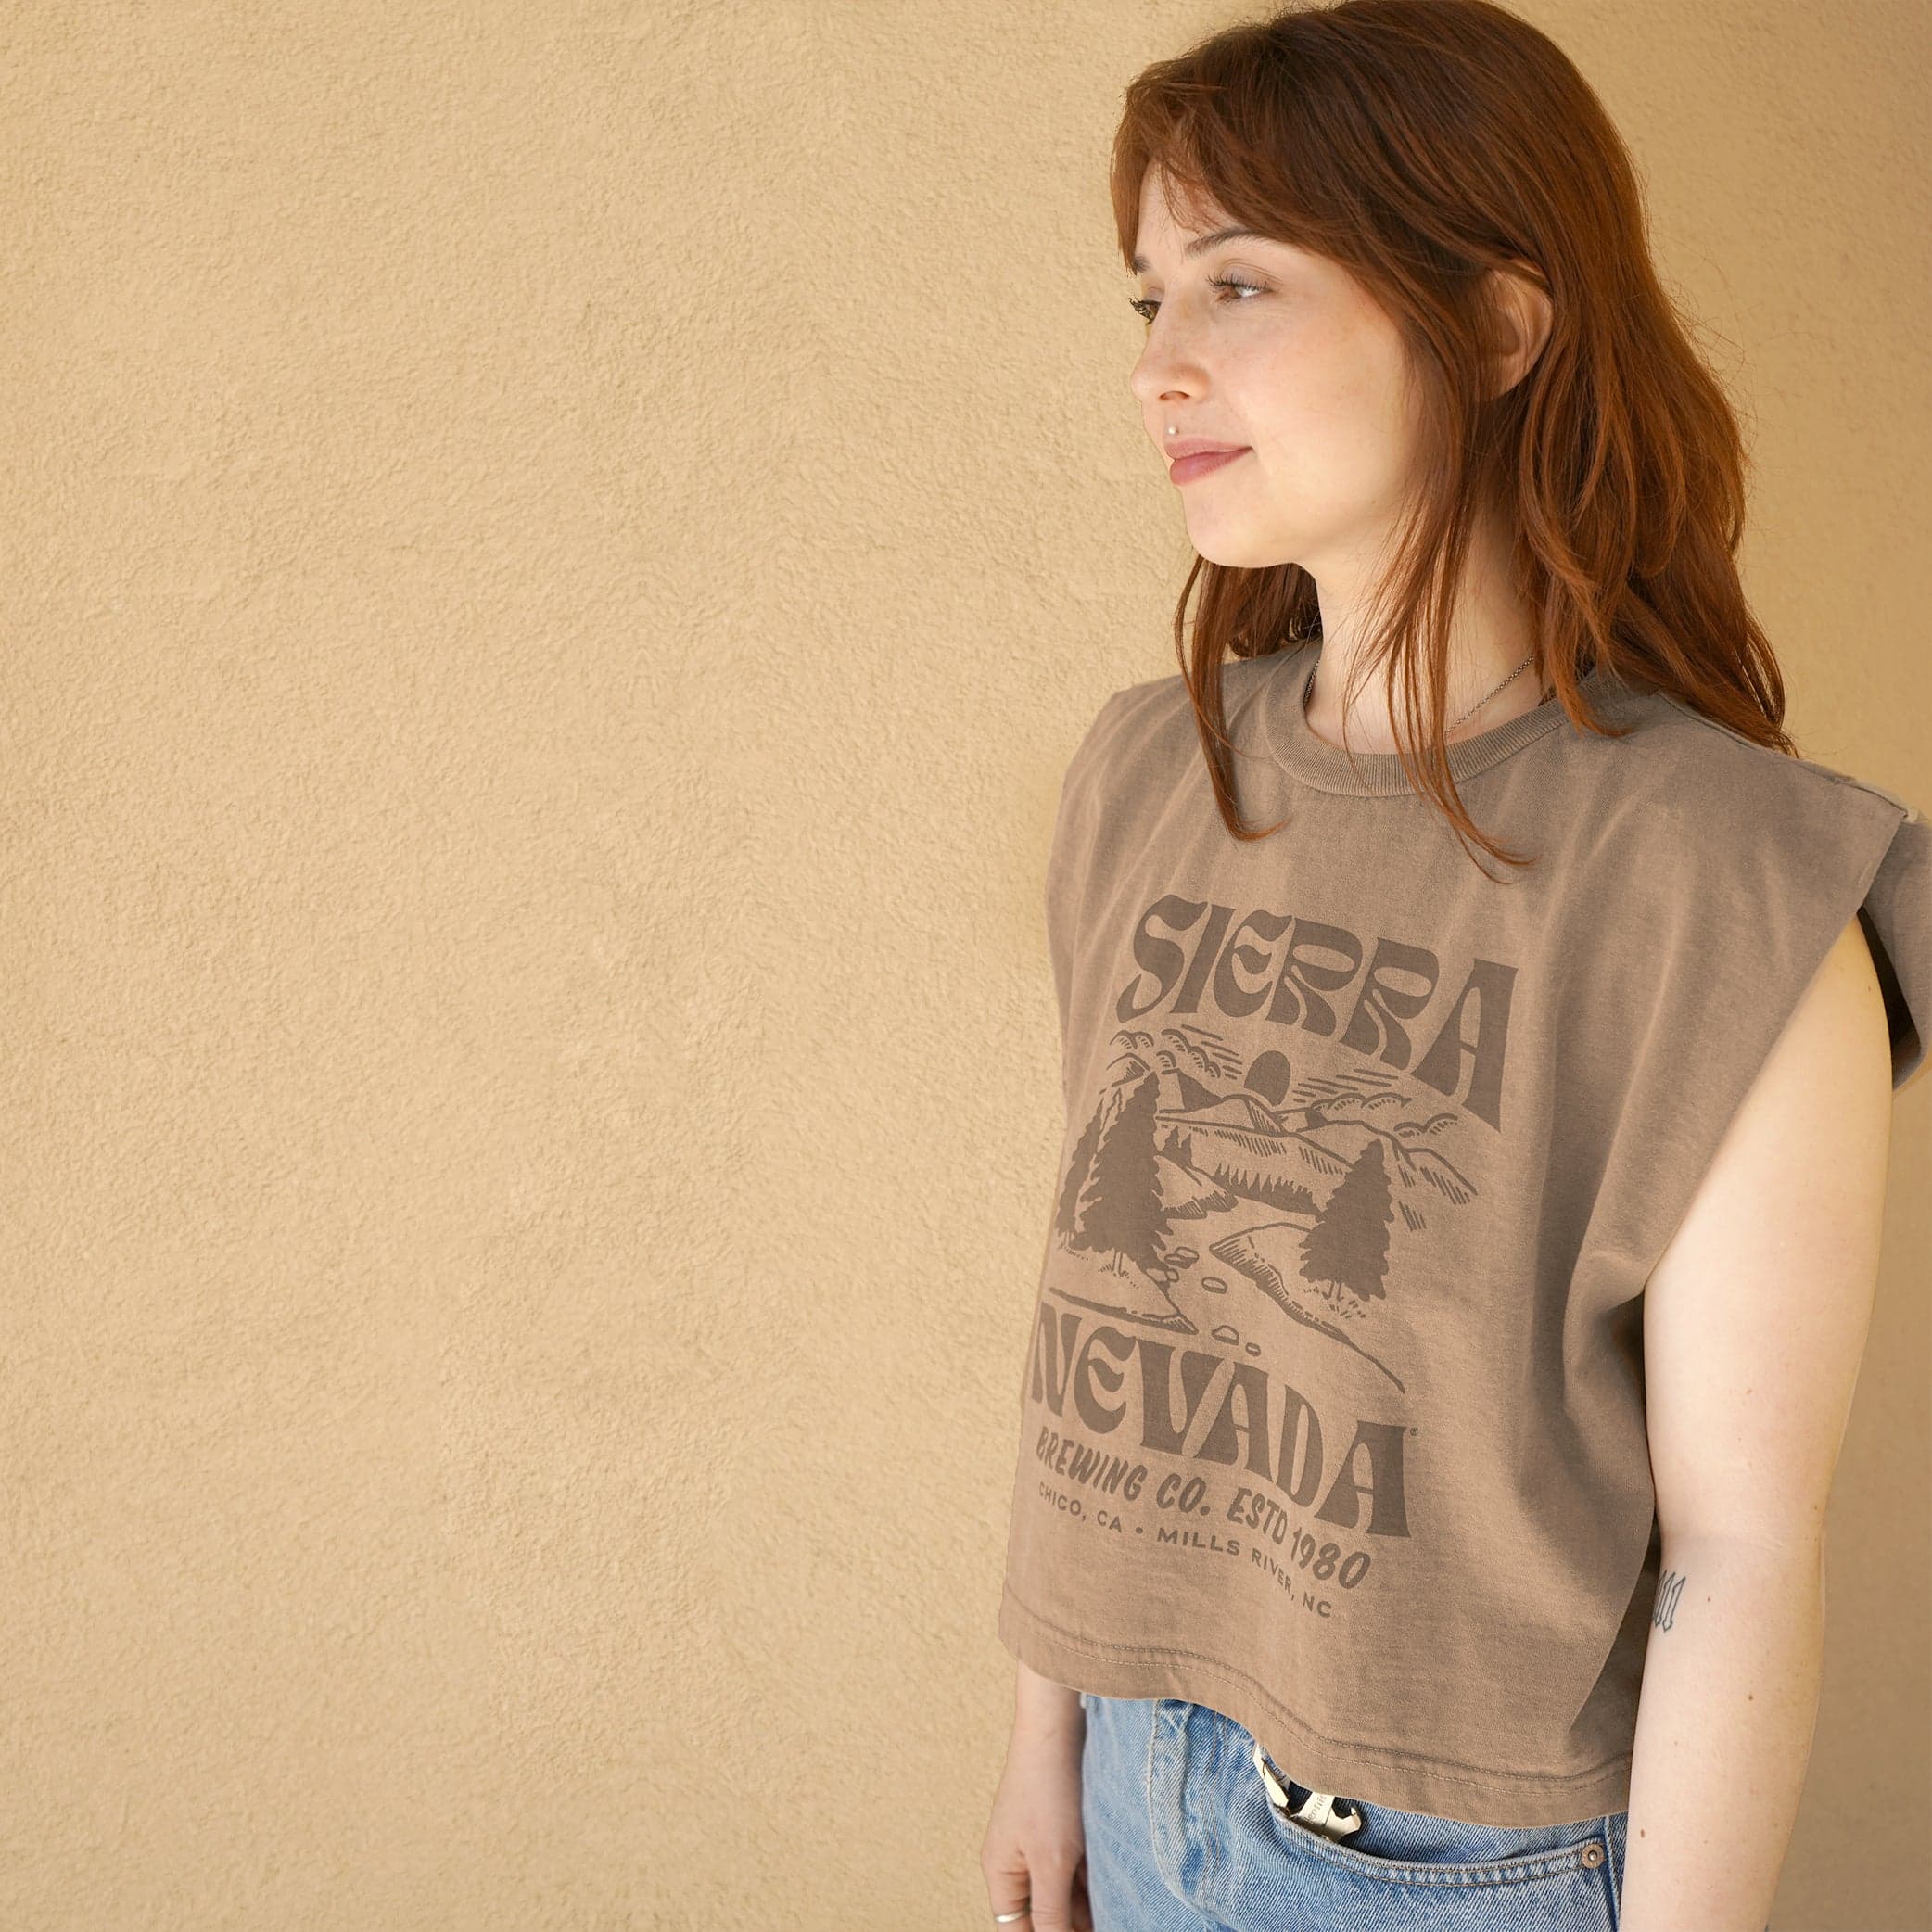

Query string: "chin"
[[1188, 529, 1295, 571]]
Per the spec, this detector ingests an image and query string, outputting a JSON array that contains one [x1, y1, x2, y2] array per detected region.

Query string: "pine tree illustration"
[[1055, 1096, 1108, 1248], [1301, 1138, 1392, 1305], [1075, 1071, 1165, 1276]]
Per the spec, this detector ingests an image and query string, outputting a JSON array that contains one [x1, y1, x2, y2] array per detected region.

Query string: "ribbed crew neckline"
[[1260, 642, 1616, 797]]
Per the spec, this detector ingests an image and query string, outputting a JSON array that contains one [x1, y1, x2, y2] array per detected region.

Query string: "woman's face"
[[1128, 168, 1422, 578]]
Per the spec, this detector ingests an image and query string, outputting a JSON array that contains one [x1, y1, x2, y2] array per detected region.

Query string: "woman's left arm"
[[1621, 913, 1896, 1932]]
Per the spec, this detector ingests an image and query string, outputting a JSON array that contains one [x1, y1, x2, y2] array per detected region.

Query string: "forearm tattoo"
[[1651, 1566, 1687, 1633]]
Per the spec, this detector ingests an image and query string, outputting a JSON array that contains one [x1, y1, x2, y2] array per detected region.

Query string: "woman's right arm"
[[1012, 1660, 1083, 1739], [979, 1662, 1092, 1932]]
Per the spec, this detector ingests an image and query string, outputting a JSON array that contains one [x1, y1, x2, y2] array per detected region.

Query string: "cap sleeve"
[[1858, 787, 1931, 1089], [1587, 761, 1929, 1301]]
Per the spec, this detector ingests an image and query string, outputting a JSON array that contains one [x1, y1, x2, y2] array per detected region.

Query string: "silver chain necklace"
[[1308, 645, 1540, 734]]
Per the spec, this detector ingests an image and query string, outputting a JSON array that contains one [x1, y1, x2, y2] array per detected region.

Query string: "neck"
[[1302, 640, 1549, 756], [1299, 508, 1553, 755]]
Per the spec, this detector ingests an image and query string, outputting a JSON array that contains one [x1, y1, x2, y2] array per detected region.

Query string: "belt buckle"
[[1251, 1737, 1364, 1843]]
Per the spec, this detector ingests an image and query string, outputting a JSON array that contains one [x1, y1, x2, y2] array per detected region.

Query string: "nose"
[[1128, 324, 1201, 413], [1129, 341, 1188, 393]]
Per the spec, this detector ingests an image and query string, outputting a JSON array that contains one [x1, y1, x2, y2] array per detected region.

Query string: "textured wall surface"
[[7, 1, 1926, 1926]]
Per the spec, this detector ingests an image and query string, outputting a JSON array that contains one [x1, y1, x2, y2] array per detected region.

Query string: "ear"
[[1482, 258, 1553, 398]]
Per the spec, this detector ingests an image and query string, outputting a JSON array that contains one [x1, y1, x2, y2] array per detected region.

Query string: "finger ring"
[[994, 1909, 1031, 1925]]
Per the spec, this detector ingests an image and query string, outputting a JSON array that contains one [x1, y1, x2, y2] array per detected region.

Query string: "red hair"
[[1112, 0, 1795, 871]]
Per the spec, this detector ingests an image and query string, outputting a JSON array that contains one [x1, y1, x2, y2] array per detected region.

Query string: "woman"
[[979, 3, 1927, 1928]]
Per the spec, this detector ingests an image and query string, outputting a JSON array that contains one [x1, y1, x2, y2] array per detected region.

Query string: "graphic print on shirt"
[[1025, 885, 1515, 1564], [1050, 1019, 1474, 1393]]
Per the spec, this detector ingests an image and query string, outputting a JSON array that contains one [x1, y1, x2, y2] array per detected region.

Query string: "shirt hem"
[[998, 1582, 1633, 1830]]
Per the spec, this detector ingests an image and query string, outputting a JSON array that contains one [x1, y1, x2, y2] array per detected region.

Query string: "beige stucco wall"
[[8, 2, 1926, 1926]]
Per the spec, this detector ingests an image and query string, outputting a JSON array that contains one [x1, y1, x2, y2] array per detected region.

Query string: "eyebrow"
[[1130, 226, 1271, 275]]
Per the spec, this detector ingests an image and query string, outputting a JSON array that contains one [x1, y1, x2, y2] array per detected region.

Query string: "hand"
[[980, 1697, 1093, 1932]]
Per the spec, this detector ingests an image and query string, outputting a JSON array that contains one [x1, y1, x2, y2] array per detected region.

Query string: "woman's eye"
[[1127, 276, 1267, 325]]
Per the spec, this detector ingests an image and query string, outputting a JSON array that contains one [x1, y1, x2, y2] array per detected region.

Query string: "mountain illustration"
[[1048, 1023, 1468, 1373]]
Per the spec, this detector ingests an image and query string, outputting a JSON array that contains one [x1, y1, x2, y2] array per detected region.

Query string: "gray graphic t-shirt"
[[996, 642, 1929, 1827]]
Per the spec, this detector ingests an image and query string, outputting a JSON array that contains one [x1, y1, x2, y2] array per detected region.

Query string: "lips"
[[1168, 445, 1251, 484]]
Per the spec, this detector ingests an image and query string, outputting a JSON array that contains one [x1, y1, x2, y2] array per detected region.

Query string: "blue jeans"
[[1078, 1694, 1630, 1931]]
